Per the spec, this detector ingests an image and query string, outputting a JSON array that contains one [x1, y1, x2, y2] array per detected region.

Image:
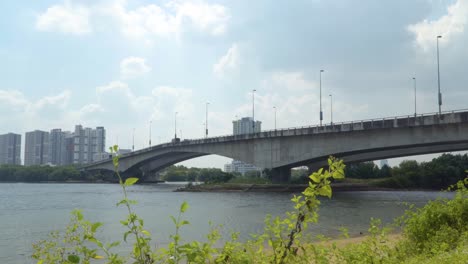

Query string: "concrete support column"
[[307, 163, 326, 176], [271, 166, 291, 183]]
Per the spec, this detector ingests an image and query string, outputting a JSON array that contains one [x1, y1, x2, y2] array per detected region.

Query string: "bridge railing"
[[84, 109, 468, 166], [183, 108, 468, 143]]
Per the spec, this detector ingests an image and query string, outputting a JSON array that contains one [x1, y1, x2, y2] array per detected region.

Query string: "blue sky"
[[1, 0, 468, 168]]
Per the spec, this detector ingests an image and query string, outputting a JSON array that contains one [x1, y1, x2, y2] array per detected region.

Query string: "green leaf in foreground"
[[67, 255, 80, 263], [180, 201, 189, 213], [124, 177, 138, 186]]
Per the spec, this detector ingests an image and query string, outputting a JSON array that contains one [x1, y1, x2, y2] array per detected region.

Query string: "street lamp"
[[132, 128, 135, 151], [205, 102, 209, 138], [252, 89, 256, 132], [437, 35, 442, 115], [319, 69, 324, 126], [413, 77, 417, 117], [273, 106, 277, 130], [174, 112, 178, 139], [329, 94, 333, 125], [149, 121, 152, 147]]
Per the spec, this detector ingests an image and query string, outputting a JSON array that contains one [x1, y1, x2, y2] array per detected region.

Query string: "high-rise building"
[[233, 117, 262, 135], [225, 117, 262, 174], [0, 133, 21, 165], [49, 129, 74, 166], [72, 125, 106, 165], [24, 130, 50, 166]]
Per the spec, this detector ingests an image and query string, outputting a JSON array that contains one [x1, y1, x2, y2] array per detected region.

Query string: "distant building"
[[224, 160, 261, 175], [233, 117, 262, 135], [24, 130, 50, 166], [72, 125, 106, 165], [49, 129, 68, 165], [0, 133, 21, 165], [380, 159, 389, 168], [224, 116, 262, 174]]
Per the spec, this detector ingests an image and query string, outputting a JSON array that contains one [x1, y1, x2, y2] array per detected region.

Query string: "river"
[[0, 182, 453, 263]]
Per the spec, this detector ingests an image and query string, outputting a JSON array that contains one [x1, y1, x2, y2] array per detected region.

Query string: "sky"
[[1, 0, 468, 168]]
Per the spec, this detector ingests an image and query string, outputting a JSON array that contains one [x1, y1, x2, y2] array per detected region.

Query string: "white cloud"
[[120, 57, 152, 79], [408, 0, 468, 51], [36, 0, 229, 39], [170, 0, 229, 35], [0, 89, 75, 134], [213, 43, 240, 77], [107, 0, 229, 38], [151, 86, 194, 119], [33, 90, 71, 110], [262, 71, 317, 91], [36, 1, 92, 35]]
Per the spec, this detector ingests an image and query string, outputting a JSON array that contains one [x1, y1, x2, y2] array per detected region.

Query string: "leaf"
[[310, 173, 321, 183], [317, 185, 332, 198], [94, 255, 105, 259], [108, 241, 120, 248], [332, 169, 345, 179], [180, 220, 190, 226], [91, 222, 103, 233], [142, 230, 151, 236], [170, 216, 177, 225], [123, 231, 131, 242], [37, 260, 44, 264], [124, 177, 139, 186], [180, 201, 189, 213], [67, 255, 80, 263]]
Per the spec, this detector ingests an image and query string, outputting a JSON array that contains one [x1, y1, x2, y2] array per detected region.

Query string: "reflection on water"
[[0, 183, 453, 263]]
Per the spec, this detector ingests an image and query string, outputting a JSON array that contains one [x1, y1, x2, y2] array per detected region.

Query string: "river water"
[[0, 182, 453, 263]]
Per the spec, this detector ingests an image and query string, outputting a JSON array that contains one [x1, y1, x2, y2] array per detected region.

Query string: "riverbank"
[[174, 182, 398, 192]]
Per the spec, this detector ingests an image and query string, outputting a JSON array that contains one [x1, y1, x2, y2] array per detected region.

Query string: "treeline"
[[346, 153, 468, 189], [0, 165, 111, 183], [161, 165, 235, 183]]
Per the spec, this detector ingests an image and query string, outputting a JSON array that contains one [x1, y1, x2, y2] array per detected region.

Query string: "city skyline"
[[1, 1, 468, 168]]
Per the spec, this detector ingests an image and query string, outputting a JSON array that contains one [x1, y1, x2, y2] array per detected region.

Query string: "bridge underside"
[[87, 141, 468, 183]]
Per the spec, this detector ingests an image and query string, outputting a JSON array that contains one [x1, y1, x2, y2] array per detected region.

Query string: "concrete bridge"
[[82, 110, 468, 182]]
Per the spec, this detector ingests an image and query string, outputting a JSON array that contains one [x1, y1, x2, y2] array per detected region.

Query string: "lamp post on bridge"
[[252, 89, 256, 133], [319, 69, 324, 126], [329, 94, 333, 125], [174, 112, 178, 140], [413, 77, 417, 117], [273, 106, 277, 130], [132, 128, 135, 151], [205, 102, 209, 138], [149, 121, 152, 147], [437, 35, 442, 115]]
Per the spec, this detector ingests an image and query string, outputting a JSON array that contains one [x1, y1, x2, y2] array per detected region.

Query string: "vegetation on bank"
[[0, 165, 83, 182], [2, 153, 467, 191], [287, 153, 468, 190], [160, 165, 235, 183], [31, 148, 468, 263]]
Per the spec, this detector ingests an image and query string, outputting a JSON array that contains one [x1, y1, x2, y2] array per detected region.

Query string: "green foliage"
[[161, 165, 235, 183], [347, 153, 468, 190], [31, 151, 468, 263], [396, 178, 468, 257], [345, 161, 380, 179]]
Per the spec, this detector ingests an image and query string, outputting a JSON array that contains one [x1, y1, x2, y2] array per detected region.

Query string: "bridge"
[[83, 110, 468, 183]]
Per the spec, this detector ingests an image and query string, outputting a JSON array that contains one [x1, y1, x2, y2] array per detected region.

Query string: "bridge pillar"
[[307, 163, 326, 176], [271, 167, 291, 183]]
